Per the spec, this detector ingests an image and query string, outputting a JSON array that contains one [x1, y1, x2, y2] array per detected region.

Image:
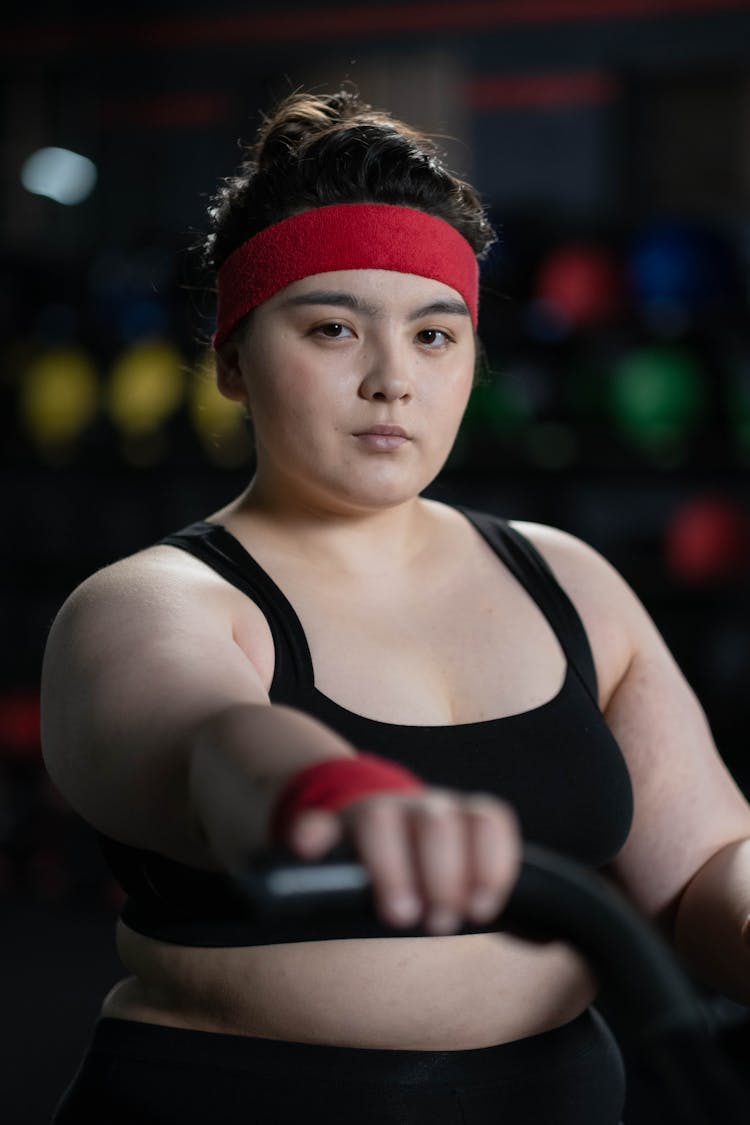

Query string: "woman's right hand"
[[283, 789, 521, 934]]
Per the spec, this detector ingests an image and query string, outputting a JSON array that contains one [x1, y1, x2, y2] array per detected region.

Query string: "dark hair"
[[202, 87, 495, 273]]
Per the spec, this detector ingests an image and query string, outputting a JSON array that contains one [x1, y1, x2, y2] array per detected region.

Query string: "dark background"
[[2, 2, 750, 1121]]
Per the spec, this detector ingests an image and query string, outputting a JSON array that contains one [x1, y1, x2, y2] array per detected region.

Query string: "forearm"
[[672, 838, 750, 1006], [188, 702, 355, 869]]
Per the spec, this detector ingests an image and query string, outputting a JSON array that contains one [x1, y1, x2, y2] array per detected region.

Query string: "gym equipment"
[[663, 495, 750, 584], [236, 843, 750, 1125], [534, 242, 625, 332], [608, 345, 706, 454], [628, 220, 737, 319], [19, 346, 99, 458], [106, 339, 184, 440]]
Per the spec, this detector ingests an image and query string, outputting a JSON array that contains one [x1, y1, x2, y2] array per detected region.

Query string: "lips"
[[354, 425, 410, 438]]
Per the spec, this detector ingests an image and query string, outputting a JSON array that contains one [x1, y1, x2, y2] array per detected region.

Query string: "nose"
[[358, 338, 412, 403]]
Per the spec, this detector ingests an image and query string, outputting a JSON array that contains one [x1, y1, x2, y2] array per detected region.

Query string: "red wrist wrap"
[[269, 752, 426, 847]]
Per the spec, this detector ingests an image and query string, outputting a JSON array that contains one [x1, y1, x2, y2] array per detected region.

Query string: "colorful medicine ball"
[[663, 496, 750, 582]]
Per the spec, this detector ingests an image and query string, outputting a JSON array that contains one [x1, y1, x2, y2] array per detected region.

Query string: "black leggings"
[[53, 1008, 626, 1124]]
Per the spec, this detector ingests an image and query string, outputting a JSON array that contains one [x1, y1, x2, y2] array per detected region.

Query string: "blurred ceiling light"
[[20, 146, 97, 205]]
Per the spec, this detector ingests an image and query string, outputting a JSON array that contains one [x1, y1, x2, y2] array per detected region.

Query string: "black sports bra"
[[98, 506, 633, 946]]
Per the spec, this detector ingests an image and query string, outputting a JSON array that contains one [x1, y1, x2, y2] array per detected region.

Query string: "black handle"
[[236, 842, 702, 1039], [234, 843, 750, 1124]]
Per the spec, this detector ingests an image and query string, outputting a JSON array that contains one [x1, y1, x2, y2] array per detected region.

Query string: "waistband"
[[91, 1008, 616, 1086]]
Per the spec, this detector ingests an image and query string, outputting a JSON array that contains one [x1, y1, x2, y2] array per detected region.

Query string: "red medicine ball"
[[664, 496, 750, 583]]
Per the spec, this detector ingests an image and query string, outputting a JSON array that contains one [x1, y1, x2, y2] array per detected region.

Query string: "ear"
[[215, 341, 249, 404]]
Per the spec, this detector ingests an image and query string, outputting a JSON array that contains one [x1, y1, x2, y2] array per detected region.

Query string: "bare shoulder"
[[41, 543, 276, 857], [507, 520, 641, 708], [508, 520, 628, 599], [57, 543, 232, 618], [506, 520, 750, 919], [49, 543, 274, 681]]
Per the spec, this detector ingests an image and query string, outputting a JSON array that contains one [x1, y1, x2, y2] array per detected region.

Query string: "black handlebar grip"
[[235, 842, 703, 1038], [233, 843, 750, 1124]]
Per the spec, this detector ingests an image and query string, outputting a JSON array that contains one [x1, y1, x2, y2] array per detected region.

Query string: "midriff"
[[101, 923, 596, 1050]]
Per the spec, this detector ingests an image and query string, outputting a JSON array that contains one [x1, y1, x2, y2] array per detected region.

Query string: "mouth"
[[353, 424, 411, 451], [354, 425, 410, 439]]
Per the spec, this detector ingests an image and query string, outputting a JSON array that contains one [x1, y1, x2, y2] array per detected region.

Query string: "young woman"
[[42, 89, 750, 1124]]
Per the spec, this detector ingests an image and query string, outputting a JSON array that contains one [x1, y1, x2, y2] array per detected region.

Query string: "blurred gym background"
[[2, 1, 750, 1120]]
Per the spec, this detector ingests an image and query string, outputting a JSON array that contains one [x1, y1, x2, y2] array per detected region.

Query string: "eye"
[[416, 328, 453, 347], [313, 322, 354, 339]]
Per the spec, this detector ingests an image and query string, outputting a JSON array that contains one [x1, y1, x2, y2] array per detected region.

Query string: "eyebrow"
[[406, 299, 470, 322], [278, 290, 470, 321]]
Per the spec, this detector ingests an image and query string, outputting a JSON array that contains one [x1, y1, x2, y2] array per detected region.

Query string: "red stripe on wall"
[[3, 0, 750, 54], [465, 70, 619, 110], [140, 0, 750, 49]]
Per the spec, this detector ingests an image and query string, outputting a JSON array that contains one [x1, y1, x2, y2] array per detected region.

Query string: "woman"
[[42, 89, 750, 1124]]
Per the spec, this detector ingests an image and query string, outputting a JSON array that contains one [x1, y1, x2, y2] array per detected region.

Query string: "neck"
[[219, 478, 435, 578]]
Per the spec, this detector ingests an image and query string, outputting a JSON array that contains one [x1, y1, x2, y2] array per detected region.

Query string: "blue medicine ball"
[[629, 220, 735, 314]]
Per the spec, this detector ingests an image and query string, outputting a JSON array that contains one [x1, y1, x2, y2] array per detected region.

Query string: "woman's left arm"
[[603, 619, 750, 1005], [516, 522, 750, 1005]]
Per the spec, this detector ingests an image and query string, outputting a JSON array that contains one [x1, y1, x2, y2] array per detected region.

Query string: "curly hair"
[[202, 87, 495, 273]]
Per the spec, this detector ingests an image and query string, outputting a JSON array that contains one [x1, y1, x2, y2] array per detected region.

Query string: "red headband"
[[213, 203, 479, 348]]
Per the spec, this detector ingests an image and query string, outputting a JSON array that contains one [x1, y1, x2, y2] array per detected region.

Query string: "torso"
[[101, 499, 622, 1049], [104, 927, 595, 1050]]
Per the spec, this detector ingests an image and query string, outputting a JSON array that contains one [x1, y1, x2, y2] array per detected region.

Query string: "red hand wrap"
[[269, 752, 426, 847]]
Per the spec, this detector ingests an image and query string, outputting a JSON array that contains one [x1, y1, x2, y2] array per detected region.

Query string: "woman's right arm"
[[40, 548, 355, 871], [41, 547, 520, 933]]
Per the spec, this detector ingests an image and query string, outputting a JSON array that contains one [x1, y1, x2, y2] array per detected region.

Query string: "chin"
[[308, 454, 448, 513], [336, 476, 438, 512]]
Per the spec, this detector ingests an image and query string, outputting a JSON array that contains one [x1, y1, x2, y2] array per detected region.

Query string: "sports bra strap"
[[161, 509, 599, 708], [160, 522, 315, 701], [455, 507, 599, 704]]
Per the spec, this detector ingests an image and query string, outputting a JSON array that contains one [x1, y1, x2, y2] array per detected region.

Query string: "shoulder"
[[52, 545, 231, 631], [506, 520, 643, 710], [47, 541, 274, 684], [508, 520, 626, 598], [508, 519, 645, 621]]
